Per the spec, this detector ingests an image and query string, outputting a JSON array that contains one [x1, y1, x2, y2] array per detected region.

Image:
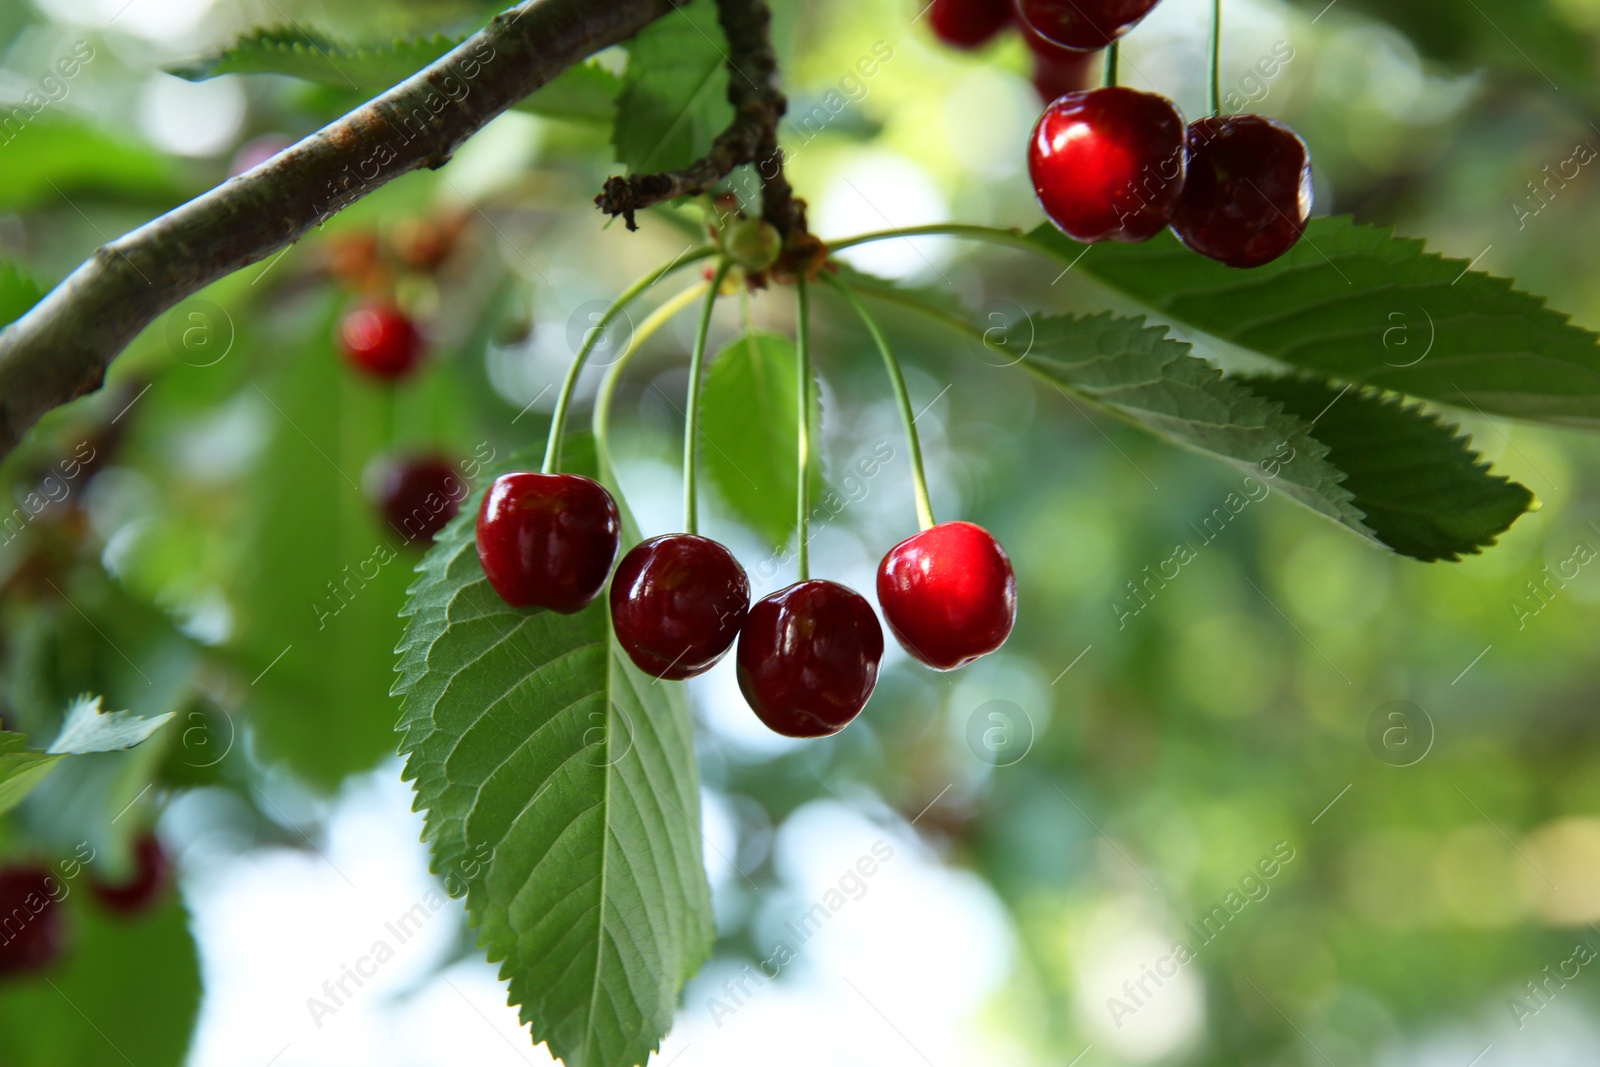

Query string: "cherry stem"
[[795, 275, 813, 583], [684, 260, 733, 534], [542, 245, 716, 475], [593, 282, 712, 482], [822, 273, 936, 532], [1208, 0, 1222, 117], [829, 223, 1042, 257], [1103, 42, 1120, 88]]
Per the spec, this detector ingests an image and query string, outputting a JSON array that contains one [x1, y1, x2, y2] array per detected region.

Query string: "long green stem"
[[593, 282, 711, 481], [828, 223, 1039, 257], [1208, 0, 1222, 116], [542, 245, 716, 474], [795, 276, 813, 582], [1103, 42, 1120, 88], [823, 273, 935, 531], [684, 260, 732, 534]]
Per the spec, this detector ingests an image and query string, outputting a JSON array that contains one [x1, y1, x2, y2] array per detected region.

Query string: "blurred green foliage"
[[1, 0, 1600, 1064]]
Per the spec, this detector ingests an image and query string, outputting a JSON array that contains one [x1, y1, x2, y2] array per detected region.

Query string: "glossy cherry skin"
[[88, 834, 171, 916], [878, 521, 1016, 670], [339, 302, 424, 380], [370, 454, 464, 545], [611, 534, 750, 680], [1015, 0, 1160, 52], [1029, 87, 1187, 243], [929, 0, 1012, 50], [737, 580, 884, 738], [1171, 115, 1313, 269], [476, 473, 620, 613], [0, 865, 66, 978]]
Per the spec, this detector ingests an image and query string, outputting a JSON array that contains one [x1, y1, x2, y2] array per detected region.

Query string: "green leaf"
[[0, 691, 177, 822], [517, 62, 623, 123], [168, 28, 619, 121], [0, 262, 42, 329], [1012, 312, 1377, 545], [700, 331, 820, 549], [613, 0, 732, 172], [395, 443, 713, 1067], [167, 27, 458, 86], [0, 731, 60, 817], [0, 894, 201, 1067], [839, 269, 1530, 560], [47, 694, 173, 754], [1029, 217, 1600, 428], [233, 299, 429, 791], [0, 119, 180, 212], [2, 570, 196, 862], [1240, 377, 1536, 561]]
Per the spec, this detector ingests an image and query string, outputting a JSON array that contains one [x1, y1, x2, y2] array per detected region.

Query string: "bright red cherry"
[[928, 0, 1012, 50], [1029, 87, 1187, 243], [1015, 0, 1161, 52], [88, 834, 171, 916], [1171, 114, 1313, 269], [338, 302, 425, 380], [877, 521, 1016, 670], [611, 534, 750, 680], [737, 580, 884, 738], [0, 865, 65, 978], [369, 453, 464, 545], [476, 473, 620, 613]]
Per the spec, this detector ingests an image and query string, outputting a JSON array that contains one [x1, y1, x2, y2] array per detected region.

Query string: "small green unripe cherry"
[[720, 218, 782, 274]]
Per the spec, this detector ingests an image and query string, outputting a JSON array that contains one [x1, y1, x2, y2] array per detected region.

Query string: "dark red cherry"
[[878, 521, 1016, 671], [88, 834, 171, 916], [928, 0, 1012, 50], [0, 865, 66, 978], [1029, 87, 1186, 243], [339, 302, 424, 380], [1015, 0, 1160, 52], [476, 473, 620, 613], [1171, 114, 1312, 269], [369, 453, 464, 545], [737, 580, 884, 739], [1024, 31, 1099, 102], [611, 534, 750, 680]]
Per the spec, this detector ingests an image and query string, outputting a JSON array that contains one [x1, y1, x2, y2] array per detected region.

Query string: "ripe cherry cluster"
[[328, 218, 473, 547], [474, 478, 1017, 739], [933, 0, 1313, 268], [469, 247, 1020, 740], [0, 834, 171, 979]]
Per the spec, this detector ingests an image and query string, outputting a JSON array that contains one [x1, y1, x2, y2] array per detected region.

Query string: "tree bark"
[[0, 0, 678, 460], [596, 0, 800, 238]]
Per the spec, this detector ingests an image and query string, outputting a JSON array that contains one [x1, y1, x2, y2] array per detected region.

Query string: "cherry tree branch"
[[0, 0, 679, 462], [595, 0, 804, 239]]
